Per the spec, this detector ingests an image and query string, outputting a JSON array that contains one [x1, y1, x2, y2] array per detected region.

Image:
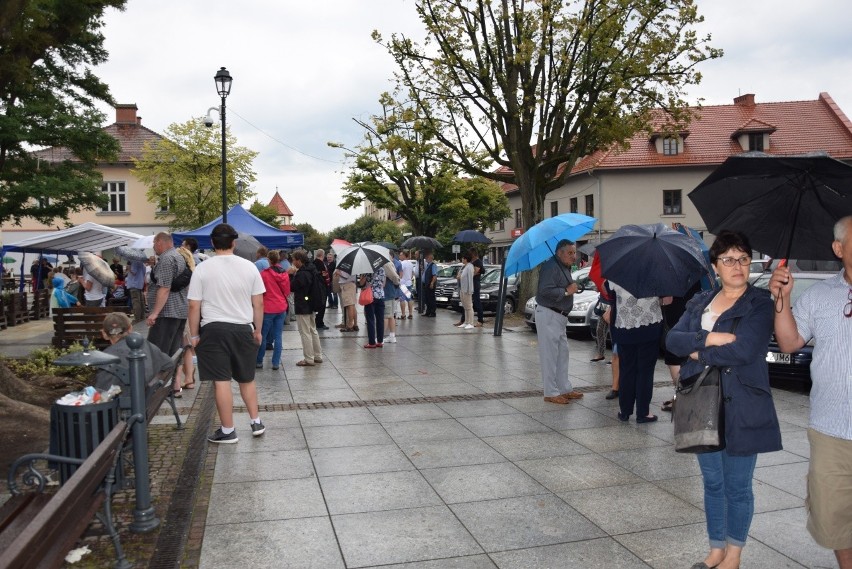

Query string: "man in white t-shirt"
[[398, 251, 414, 319], [188, 223, 266, 444]]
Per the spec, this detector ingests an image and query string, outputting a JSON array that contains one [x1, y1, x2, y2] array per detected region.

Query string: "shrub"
[[4, 343, 95, 384]]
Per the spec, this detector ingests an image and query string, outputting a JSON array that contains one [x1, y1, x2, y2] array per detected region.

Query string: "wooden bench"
[[0, 419, 135, 569], [30, 288, 49, 320], [52, 306, 132, 350]]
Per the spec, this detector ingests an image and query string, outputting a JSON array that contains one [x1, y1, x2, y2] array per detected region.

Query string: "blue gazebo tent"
[[173, 204, 303, 250]]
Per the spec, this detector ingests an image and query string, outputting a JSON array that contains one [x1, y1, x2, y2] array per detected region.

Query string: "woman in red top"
[[256, 250, 291, 370]]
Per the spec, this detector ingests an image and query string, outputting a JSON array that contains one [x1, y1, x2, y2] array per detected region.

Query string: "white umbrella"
[[330, 238, 352, 255], [131, 235, 155, 249], [335, 243, 392, 275]]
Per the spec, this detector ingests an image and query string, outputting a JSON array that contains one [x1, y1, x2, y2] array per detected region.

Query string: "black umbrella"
[[596, 223, 710, 298], [452, 229, 492, 244], [376, 241, 398, 251], [401, 235, 442, 249], [689, 152, 852, 261]]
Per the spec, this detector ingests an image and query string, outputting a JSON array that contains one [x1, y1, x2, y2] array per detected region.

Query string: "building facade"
[[486, 92, 852, 263]]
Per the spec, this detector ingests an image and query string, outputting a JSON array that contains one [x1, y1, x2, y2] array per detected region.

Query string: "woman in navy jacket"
[[666, 230, 781, 569]]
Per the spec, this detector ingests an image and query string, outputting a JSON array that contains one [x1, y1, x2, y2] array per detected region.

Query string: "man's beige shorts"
[[807, 428, 852, 550], [340, 282, 357, 307]]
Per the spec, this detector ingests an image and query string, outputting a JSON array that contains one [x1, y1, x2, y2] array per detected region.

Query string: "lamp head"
[[214, 67, 232, 98]]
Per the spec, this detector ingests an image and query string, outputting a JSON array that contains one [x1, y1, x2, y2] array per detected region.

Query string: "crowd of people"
[[20, 214, 852, 567], [533, 217, 852, 568]]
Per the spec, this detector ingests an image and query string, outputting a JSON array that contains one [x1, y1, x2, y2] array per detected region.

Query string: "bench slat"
[[0, 421, 128, 569]]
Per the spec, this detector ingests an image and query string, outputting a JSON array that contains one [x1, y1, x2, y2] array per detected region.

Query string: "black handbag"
[[672, 317, 740, 454]]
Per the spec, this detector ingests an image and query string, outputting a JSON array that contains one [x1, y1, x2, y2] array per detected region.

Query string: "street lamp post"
[[236, 180, 244, 206], [214, 67, 232, 223]]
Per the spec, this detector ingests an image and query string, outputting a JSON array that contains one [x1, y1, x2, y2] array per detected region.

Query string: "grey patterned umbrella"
[[336, 243, 392, 275], [233, 232, 263, 261]]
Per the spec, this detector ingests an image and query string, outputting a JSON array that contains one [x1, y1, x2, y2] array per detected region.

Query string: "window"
[[662, 137, 679, 155], [585, 195, 594, 217], [37, 197, 50, 208], [101, 181, 127, 212], [157, 193, 173, 213], [498, 219, 505, 231], [748, 133, 764, 151], [514, 208, 522, 228], [569, 197, 578, 213], [550, 201, 558, 217], [663, 189, 682, 215]]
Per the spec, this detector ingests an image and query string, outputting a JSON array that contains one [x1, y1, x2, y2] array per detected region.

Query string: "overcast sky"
[[93, 0, 852, 233]]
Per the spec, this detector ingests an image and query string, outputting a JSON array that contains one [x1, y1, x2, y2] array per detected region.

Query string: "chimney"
[[115, 104, 139, 125], [733, 94, 755, 107], [137, 116, 142, 125]]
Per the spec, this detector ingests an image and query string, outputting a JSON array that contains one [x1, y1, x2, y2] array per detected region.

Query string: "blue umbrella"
[[596, 223, 708, 298], [452, 229, 492, 244], [504, 213, 597, 276]]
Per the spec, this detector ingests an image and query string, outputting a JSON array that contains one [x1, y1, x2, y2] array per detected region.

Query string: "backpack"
[[309, 268, 325, 312]]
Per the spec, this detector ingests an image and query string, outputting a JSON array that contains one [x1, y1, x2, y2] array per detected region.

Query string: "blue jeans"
[[364, 299, 385, 344], [696, 449, 758, 548], [256, 311, 286, 366]]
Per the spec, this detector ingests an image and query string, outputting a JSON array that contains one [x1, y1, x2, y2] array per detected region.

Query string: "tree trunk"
[[516, 176, 546, 309]]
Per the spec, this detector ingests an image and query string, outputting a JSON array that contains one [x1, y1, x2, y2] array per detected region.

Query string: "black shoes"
[[605, 389, 619, 400]]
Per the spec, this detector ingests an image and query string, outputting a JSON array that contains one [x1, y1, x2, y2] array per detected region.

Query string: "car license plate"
[[436, 296, 448, 302], [766, 352, 791, 364]]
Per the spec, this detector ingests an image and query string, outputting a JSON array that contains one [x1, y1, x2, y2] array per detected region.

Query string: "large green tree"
[[377, 0, 720, 298], [331, 93, 509, 236], [133, 118, 258, 230], [293, 222, 328, 253], [0, 0, 125, 226]]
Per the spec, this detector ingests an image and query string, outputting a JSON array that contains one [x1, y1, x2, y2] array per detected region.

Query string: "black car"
[[450, 267, 520, 314], [436, 264, 498, 309], [754, 272, 833, 384]]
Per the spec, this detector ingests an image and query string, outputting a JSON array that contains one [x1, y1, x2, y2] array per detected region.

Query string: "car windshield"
[[481, 269, 517, 286], [571, 268, 598, 293], [437, 265, 459, 278], [754, 276, 829, 305]]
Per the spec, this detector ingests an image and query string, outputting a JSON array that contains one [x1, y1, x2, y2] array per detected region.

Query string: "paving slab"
[[489, 537, 650, 568], [449, 494, 606, 552], [482, 431, 591, 461], [420, 462, 547, 504], [516, 453, 641, 493], [332, 506, 483, 567], [399, 437, 506, 469], [207, 477, 326, 524], [311, 444, 415, 477], [320, 470, 443, 515]]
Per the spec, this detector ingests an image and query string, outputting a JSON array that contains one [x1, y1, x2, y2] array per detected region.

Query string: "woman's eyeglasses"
[[845, 288, 852, 318], [718, 256, 751, 267]]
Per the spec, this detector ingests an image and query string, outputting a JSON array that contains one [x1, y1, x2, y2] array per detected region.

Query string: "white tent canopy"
[[2, 222, 144, 255]]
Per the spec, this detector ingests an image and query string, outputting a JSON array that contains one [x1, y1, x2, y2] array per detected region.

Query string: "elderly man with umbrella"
[[535, 239, 584, 404]]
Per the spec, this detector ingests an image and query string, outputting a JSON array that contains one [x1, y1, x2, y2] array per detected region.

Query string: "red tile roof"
[[571, 92, 852, 174], [267, 191, 294, 216], [31, 118, 165, 164]]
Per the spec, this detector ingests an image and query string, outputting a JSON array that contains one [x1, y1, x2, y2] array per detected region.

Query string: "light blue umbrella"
[[504, 213, 597, 276]]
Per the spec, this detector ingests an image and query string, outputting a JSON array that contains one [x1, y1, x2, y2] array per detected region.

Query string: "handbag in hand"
[[672, 317, 740, 453]]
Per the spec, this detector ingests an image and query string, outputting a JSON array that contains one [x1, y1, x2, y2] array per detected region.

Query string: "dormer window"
[[650, 130, 689, 155], [748, 133, 764, 151], [732, 119, 775, 152]]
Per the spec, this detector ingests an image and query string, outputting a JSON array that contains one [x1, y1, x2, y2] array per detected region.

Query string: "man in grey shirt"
[[535, 239, 583, 404]]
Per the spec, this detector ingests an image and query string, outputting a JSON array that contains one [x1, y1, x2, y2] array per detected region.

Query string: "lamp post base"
[[130, 507, 160, 533]]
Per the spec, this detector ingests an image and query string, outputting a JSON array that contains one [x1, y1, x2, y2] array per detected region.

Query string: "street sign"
[[511, 228, 524, 238], [451, 244, 460, 253]]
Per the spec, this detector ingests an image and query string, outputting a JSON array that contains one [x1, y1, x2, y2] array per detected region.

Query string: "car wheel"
[[503, 298, 516, 315], [527, 323, 536, 333]]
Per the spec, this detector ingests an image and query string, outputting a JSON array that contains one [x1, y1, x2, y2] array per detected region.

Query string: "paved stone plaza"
[[179, 308, 830, 569], [0, 307, 830, 567]]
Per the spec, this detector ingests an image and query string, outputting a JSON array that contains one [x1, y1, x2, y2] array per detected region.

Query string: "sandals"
[[182, 382, 196, 390], [590, 356, 605, 362], [661, 400, 674, 412], [296, 360, 315, 367], [172, 388, 183, 399]]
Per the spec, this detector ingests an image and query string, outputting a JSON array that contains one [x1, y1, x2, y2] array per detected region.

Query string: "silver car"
[[524, 267, 599, 333]]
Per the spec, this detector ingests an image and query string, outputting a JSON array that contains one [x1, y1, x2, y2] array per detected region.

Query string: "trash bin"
[[51, 398, 120, 484]]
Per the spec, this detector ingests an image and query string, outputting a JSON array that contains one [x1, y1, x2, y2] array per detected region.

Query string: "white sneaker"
[[463, 324, 475, 329], [387, 335, 397, 343]]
